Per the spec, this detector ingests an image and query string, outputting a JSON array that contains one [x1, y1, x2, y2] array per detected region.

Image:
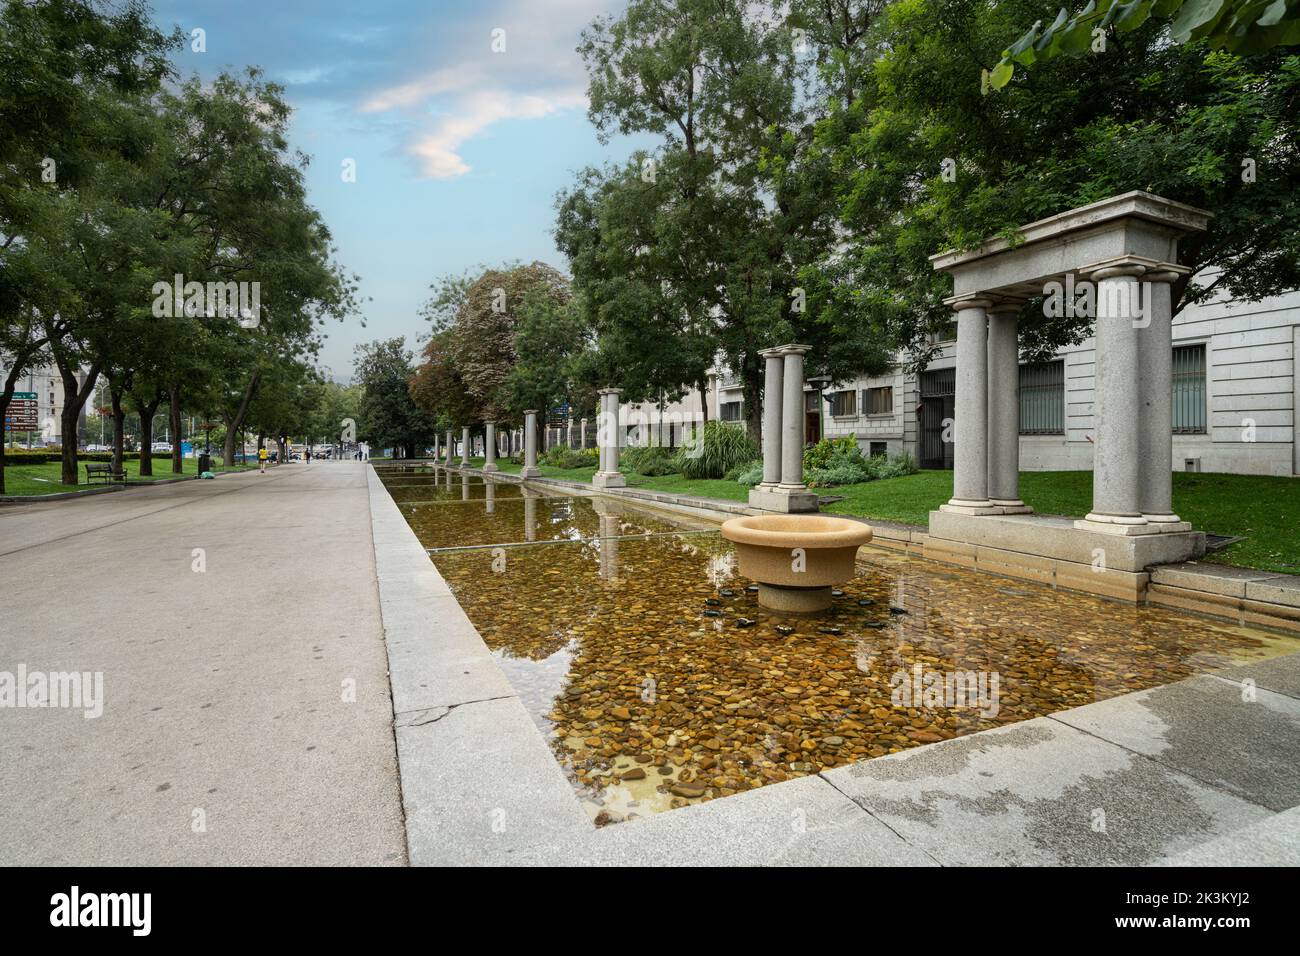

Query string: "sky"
[[152, 0, 642, 382]]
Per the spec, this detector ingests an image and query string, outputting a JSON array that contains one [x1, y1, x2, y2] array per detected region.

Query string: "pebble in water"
[[422, 506, 1298, 826]]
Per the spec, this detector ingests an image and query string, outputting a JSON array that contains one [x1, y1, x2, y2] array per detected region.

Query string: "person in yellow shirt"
[[258, 445, 269, 474]]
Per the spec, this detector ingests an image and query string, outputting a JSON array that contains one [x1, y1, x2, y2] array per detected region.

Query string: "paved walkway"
[[0, 462, 405, 865]]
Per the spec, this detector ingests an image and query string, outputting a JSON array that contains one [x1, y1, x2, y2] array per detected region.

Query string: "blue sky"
[[152, 0, 640, 381]]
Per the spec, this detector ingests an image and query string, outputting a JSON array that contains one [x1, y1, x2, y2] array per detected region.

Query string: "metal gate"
[[919, 368, 955, 470]]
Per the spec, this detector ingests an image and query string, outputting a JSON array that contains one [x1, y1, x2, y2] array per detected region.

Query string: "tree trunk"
[[135, 393, 163, 477], [54, 359, 99, 486], [742, 357, 763, 452], [0, 373, 18, 496], [170, 384, 183, 474], [221, 369, 262, 468], [698, 378, 710, 424], [109, 384, 126, 477], [0, 332, 51, 494]]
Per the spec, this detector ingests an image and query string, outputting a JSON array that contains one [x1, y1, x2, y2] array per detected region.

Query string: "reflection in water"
[[376, 465, 1300, 825]]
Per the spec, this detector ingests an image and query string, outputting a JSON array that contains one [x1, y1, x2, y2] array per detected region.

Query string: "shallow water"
[[377, 465, 1300, 825]]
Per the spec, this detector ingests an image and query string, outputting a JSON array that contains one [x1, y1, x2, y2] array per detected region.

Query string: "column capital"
[[943, 295, 993, 312], [758, 346, 785, 359], [522, 409, 538, 415], [1144, 268, 1183, 284], [987, 299, 1024, 316], [597, 387, 622, 396], [776, 343, 812, 356], [1079, 254, 1190, 282]]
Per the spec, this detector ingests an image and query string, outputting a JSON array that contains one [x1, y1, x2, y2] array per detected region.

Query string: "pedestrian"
[[258, 445, 268, 474]]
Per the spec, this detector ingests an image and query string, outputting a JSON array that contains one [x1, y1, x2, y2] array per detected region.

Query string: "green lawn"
[[674, 469, 1295, 574], [823, 470, 1299, 573], [1, 456, 258, 496], [459, 458, 1297, 575]]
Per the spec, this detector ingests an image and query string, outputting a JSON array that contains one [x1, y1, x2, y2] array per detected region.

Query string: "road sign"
[[4, 392, 37, 431]]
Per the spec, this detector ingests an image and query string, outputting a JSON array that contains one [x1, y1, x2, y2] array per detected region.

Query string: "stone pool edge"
[[452, 463, 1300, 635], [367, 465, 593, 864], [370, 464, 1300, 866]]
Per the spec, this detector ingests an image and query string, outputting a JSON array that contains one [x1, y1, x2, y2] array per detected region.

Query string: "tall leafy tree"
[[568, 0, 894, 442], [817, 0, 1300, 366], [355, 338, 437, 458]]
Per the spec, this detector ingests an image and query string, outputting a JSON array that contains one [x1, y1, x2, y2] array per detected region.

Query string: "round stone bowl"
[[721, 514, 873, 615]]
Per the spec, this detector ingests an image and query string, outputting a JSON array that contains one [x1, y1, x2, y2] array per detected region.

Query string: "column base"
[[1143, 513, 1192, 533], [481, 463, 498, 473], [748, 486, 819, 513], [592, 471, 626, 489], [940, 499, 1002, 516], [1075, 514, 1159, 536], [990, 498, 1034, 515], [519, 466, 540, 478]]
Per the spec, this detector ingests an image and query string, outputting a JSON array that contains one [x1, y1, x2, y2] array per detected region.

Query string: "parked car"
[[84, 443, 111, 452], [151, 442, 173, 453]]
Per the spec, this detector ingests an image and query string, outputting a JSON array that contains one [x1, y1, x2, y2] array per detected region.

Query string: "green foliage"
[[800, 437, 918, 487], [802, 436, 861, 472], [730, 460, 765, 487], [818, 0, 1300, 368], [991, 0, 1300, 90], [354, 338, 438, 458], [622, 444, 677, 475], [672, 421, 758, 479], [540, 446, 599, 469]]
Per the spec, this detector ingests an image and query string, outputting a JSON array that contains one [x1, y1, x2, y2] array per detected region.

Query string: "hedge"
[[0, 450, 184, 465]]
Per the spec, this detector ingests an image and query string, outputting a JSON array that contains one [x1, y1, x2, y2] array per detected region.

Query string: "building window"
[[1172, 344, 1207, 434], [1019, 361, 1064, 435], [863, 386, 893, 415], [719, 401, 742, 422], [869, 441, 888, 457], [828, 390, 857, 417]]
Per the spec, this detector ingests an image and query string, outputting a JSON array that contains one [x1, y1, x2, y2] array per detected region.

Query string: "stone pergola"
[[928, 191, 1209, 574], [749, 344, 818, 513]]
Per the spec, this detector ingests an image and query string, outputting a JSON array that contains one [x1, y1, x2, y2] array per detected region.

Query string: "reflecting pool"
[[376, 464, 1300, 825]]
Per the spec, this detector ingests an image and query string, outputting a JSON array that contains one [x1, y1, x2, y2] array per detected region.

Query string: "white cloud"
[[357, 0, 614, 179]]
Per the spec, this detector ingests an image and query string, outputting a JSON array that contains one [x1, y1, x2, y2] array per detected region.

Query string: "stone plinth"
[[928, 510, 1205, 575], [748, 486, 820, 513]]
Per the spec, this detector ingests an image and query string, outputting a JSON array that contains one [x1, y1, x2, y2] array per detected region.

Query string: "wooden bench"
[[85, 462, 126, 485]]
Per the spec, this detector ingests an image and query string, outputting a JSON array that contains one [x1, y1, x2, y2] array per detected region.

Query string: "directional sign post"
[[4, 392, 38, 432]]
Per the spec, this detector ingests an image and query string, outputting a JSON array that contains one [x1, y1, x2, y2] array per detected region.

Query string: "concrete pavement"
[[0, 462, 405, 865]]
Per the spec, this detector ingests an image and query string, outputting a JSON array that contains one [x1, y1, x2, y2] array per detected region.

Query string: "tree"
[[816, 0, 1300, 365], [421, 262, 570, 423], [355, 338, 437, 458], [504, 288, 598, 425], [568, 0, 895, 444], [991, 0, 1300, 90], [0, 0, 178, 489]]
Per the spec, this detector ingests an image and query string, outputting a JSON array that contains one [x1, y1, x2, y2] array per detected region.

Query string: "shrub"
[[673, 421, 758, 479], [623, 445, 678, 476], [802, 436, 861, 472], [540, 446, 599, 469], [807, 450, 919, 487], [867, 451, 918, 480], [730, 460, 764, 487]]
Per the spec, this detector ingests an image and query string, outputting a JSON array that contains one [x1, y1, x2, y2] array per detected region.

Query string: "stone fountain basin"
[[721, 514, 873, 591]]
